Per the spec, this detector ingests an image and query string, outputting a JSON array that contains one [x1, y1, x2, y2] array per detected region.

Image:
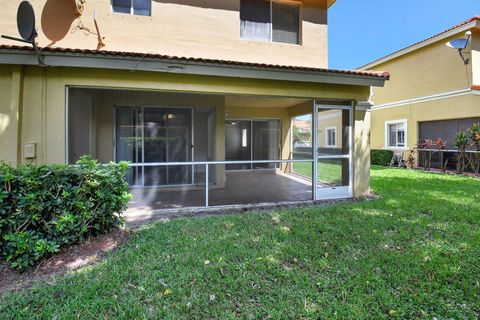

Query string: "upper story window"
[[386, 120, 407, 148], [112, 0, 151, 16], [240, 0, 301, 45]]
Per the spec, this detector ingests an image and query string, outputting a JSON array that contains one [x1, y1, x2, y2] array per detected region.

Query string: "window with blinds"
[[272, 2, 300, 44], [240, 0, 301, 45], [112, 0, 151, 16]]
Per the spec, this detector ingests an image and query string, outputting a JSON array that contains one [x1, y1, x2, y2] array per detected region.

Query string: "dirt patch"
[[0, 229, 130, 297]]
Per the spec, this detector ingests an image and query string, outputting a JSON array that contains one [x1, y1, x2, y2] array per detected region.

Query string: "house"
[[0, 0, 389, 210], [363, 16, 480, 169]]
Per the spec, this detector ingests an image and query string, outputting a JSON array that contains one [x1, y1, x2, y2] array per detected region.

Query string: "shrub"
[[0, 156, 131, 270], [371, 149, 394, 166]]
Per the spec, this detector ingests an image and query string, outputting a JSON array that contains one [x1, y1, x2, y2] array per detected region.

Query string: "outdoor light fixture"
[[446, 31, 472, 65]]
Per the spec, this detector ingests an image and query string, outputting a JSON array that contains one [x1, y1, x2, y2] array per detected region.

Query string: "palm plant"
[[435, 138, 448, 172], [419, 139, 433, 170], [467, 123, 480, 175], [454, 132, 469, 174]]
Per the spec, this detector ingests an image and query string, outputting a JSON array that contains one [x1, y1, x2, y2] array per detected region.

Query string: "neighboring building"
[[0, 0, 389, 210], [363, 16, 480, 168]]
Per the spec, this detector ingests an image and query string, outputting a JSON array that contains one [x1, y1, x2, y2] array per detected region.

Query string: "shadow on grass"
[[0, 168, 479, 319]]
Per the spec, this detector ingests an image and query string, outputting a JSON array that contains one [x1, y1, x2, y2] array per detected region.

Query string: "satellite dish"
[[446, 31, 472, 65], [1, 1, 44, 65], [17, 1, 36, 41], [446, 38, 469, 50]]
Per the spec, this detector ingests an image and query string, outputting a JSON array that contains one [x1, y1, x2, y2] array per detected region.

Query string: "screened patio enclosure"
[[68, 87, 357, 211]]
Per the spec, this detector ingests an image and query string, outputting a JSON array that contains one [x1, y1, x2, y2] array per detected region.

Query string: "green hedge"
[[0, 156, 131, 270], [371, 149, 394, 166]]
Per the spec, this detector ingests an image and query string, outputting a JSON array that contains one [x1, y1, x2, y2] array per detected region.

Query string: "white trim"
[[324, 126, 337, 147], [359, 20, 479, 69], [372, 88, 474, 111], [384, 119, 407, 149]]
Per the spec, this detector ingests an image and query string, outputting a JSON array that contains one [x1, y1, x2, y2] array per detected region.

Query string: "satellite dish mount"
[[1, 1, 45, 65], [446, 31, 472, 65]]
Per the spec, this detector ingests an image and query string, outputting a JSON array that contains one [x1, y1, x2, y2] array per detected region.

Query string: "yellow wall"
[[370, 32, 474, 105], [369, 29, 480, 151], [0, 65, 15, 164], [354, 110, 370, 197], [0, 0, 329, 68], [0, 64, 372, 197], [371, 94, 480, 150], [317, 109, 343, 148]]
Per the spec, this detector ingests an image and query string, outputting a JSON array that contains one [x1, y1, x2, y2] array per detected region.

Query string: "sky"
[[328, 0, 480, 70]]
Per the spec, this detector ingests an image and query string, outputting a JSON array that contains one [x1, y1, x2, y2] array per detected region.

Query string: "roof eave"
[[327, 0, 336, 8], [0, 49, 388, 87]]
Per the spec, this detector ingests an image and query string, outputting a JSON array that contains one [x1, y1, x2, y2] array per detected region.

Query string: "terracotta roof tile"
[[0, 44, 390, 80]]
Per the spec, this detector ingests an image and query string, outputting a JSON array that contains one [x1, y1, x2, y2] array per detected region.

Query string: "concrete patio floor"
[[124, 171, 313, 224]]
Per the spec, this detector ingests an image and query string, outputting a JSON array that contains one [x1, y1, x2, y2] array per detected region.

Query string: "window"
[[386, 120, 407, 148], [240, 0, 301, 45], [325, 127, 336, 147], [112, 0, 151, 16]]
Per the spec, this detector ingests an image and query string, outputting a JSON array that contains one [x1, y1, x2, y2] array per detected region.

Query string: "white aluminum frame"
[[314, 103, 354, 200], [129, 158, 314, 207]]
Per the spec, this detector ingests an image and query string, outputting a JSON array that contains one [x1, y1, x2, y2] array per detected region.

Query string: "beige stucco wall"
[[0, 0, 328, 68]]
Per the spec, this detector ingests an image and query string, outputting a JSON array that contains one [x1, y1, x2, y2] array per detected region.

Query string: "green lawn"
[[1, 167, 479, 319], [293, 161, 343, 185]]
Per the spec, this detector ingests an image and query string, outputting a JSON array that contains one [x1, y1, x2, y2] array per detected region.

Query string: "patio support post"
[[349, 100, 356, 197], [205, 163, 209, 207], [312, 99, 318, 200]]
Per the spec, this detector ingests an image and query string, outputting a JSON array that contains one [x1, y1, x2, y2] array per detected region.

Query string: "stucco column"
[[353, 109, 371, 197], [0, 66, 23, 164]]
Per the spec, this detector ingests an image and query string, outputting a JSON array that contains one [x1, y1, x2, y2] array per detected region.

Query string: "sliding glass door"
[[225, 119, 281, 171], [115, 107, 143, 186], [226, 120, 252, 170], [116, 107, 193, 187]]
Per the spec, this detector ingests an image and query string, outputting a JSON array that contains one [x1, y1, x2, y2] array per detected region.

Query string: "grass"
[[292, 161, 342, 185], [1, 167, 480, 319]]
